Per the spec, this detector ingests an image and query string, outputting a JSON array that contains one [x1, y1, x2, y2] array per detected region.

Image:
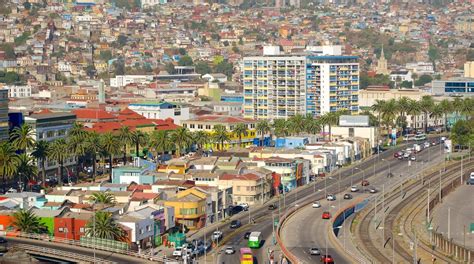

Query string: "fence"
[[426, 169, 474, 263]]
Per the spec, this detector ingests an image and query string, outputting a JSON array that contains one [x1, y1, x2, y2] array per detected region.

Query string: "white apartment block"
[[7, 85, 32, 98], [110, 75, 154, 88]]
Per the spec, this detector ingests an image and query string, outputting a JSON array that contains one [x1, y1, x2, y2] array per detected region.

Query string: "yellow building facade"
[[163, 188, 207, 230]]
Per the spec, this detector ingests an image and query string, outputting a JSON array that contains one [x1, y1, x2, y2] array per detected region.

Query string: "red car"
[[322, 212, 331, 219], [361, 180, 370, 186], [320, 255, 334, 263]]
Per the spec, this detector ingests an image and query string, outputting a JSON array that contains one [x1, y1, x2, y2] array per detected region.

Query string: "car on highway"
[[424, 142, 431, 148], [368, 187, 378, 193], [403, 152, 411, 159], [394, 151, 403, 158], [212, 231, 223, 241], [312, 201, 321, 208], [238, 203, 249, 211], [441, 136, 446, 142], [467, 172, 474, 185], [244, 232, 251, 239], [326, 194, 336, 201], [410, 155, 416, 161], [225, 246, 235, 255], [309, 248, 321, 255], [350, 186, 359, 192], [230, 220, 241, 228], [361, 180, 370, 186], [320, 254, 335, 263], [268, 204, 278, 210], [343, 193, 353, 200], [322, 212, 331, 219], [173, 247, 183, 257], [431, 140, 438, 146]]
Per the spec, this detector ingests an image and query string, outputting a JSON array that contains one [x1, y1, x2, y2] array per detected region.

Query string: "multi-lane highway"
[[193, 138, 444, 264]]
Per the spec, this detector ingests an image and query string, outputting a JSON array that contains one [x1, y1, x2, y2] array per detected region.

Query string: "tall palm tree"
[[89, 191, 116, 205], [191, 131, 210, 151], [68, 122, 87, 141], [396, 97, 410, 133], [117, 126, 133, 165], [17, 153, 38, 191], [13, 209, 47, 234], [232, 123, 248, 147], [305, 119, 321, 135], [322, 112, 340, 142], [84, 132, 102, 182], [461, 97, 473, 117], [100, 133, 120, 182], [0, 142, 20, 193], [68, 132, 88, 180], [31, 140, 49, 188], [407, 99, 421, 132], [439, 99, 452, 132], [273, 119, 289, 138], [10, 124, 35, 152], [371, 99, 386, 143], [419, 95, 434, 133], [150, 130, 173, 162], [379, 99, 398, 131], [48, 138, 69, 185], [131, 130, 147, 158], [256, 120, 271, 146], [171, 127, 191, 157], [430, 103, 444, 129], [452, 97, 464, 118], [213, 125, 230, 151], [288, 114, 305, 135], [85, 211, 127, 241]]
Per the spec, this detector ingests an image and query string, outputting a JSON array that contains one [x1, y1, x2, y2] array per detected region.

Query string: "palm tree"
[[371, 99, 386, 143], [273, 119, 289, 138], [31, 140, 49, 188], [100, 133, 120, 182], [68, 122, 87, 141], [68, 132, 88, 180], [430, 103, 443, 129], [191, 131, 210, 151], [256, 120, 271, 146], [419, 95, 434, 133], [84, 132, 102, 182], [305, 119, 321, 135], [171, 127, 191, 157], [150, 130, 172, 162], [13, 209, 47, 234], [396, 97, 410, 133], [117, 126, 133, 165], [461, 97, 473, 117], [232, 123, 248, 147], [439, 99, 452, 132], [0, 142, 20, 193], [407, 99, 421, 132], [379, 99, 398, 132], [89, 191, 116, 205], [17, 153, 38, 191], [213, 125, 230, 150], [321, 112, 340, 141], [452, 97, 464, 118], [10, 124, 35, 152], [131, 130, 148, 158], [48, 138, 69, 185], [288, 114, 305, 135], [85, 211, 127, 241]]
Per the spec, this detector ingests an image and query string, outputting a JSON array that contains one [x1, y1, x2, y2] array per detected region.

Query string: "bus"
[[414, 133, 427, 141], [248, 232, 261, 248], [240, 247, 254, 264]]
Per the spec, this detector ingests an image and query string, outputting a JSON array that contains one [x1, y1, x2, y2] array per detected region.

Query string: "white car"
[[424, 142, 430, 148], [326, 194, 336, 201], [212, 231, 223, 241], [350, 186, 359, 192], [312, 201, 321, 208], [225, 246, 235, 255], [238, 203, 249, 211], [173, 247, 183, 257], [410, 155, 416, 161], [441, 136, 446, 142]]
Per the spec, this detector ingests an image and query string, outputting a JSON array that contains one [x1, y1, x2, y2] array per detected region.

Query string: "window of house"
[[80, 227, 85, 233], [246, 186, 250, 191], [190, 124, 195, 129], [349, 128, 354, 137], [58, 227, 64, 232], [205, 125, 211, 129], [198, 124, 203, 129], [140, 228, 144, 234], [236, 186, 240, 191]]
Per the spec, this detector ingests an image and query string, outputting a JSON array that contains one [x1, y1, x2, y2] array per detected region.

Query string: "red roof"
[[127, 184, 152, 191], [73, 109, 116, 120], [117, 108, 145, 121]]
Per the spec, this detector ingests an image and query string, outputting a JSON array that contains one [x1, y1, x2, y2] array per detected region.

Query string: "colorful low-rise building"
[[163, 188, 207, 230]]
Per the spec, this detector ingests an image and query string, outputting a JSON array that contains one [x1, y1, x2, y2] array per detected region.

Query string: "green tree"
[[117, 34, 128, 47], [0, 142, 20, 193], [99, 50, 113, 61], [450, 120, 473, 147], [273, 119, 289, 138], [84, 132, 102, 182], [194, 61, 211, 75], [150, 130, 172, 162], [131, 130, 147, 158], [171, 127, 191, 157], [85, 211, 127, 241], [100, 133, 120, 182], [178, 48, 187, 55], [48, 139, 69, 185], [17, 153, 37, 190], [117, 126, 133, 165], [13, 209, 46, 234], [256, 120, 271, 146], [288, 114, 306, 135], [178, 55, 193, 66], [89, 191, 116, 205], [31, 140, 49, 188], [213, 60, 233, 80], [23, 1, 31, 9], [439, 99, 452, 132], [232, 123, 248, 147], [407, 99, 421, 131], [419, 96, 434, 133], [212, 125, 230, 150], [10, 124, 35, 152], [114, 60, 125, 75], [14, 32, 31, 46], [414, 75, 433, 86], [191, 131, 210, 150], [428, 44, 440, 70], [86, 64, 96, 78], [0, 44, 16, 59], [164, 62, 175, 74], [400, 81, 412, 88]]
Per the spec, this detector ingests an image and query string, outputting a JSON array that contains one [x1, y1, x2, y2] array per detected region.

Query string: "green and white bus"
[[248, 232, 261, 248]]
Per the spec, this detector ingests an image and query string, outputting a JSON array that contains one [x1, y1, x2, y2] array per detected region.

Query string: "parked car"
[[309, 248, 321, 255], [212, 231, 223, 241], [230, 220, 241, 229], [410, 155, 416, 161], [343, 194, 353, 200], [173, 247, 183, 257], [424, 142, 431, 148], [467, 172, 474, 185], [394, 151, 403, 158], [268, 204, 278, 210], [225, 246, 235, 255], [244, 232, 251, 239], [322, 212, 331, 219], [238, 203, 249, 211], [312, 201, 321, 208], [369, 187, 378, 193], [350, 186, 359, 192], [326, 194, 336, 201], [403, 152, 411, 159], [361, 180, 370, 186]]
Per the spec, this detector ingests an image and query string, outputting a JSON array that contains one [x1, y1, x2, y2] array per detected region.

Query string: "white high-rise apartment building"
[[243, 46, 359, 120]]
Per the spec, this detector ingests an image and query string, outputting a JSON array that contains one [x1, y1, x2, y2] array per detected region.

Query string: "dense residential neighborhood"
[[0, 0, 472, 263]]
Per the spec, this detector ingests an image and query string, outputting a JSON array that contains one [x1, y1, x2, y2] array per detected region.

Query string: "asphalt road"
[[198, 139, 444, 264], [431, 184, 474, 251]]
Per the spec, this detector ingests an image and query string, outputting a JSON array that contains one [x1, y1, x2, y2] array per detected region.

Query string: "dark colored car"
[[268, 204, 278, 210], [361, 180, 370, 186], [230, 220, 241, 228], [244, 232, 251, 239], [343, 193, 353, 200]]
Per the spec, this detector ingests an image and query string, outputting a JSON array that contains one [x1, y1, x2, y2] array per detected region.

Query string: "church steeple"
[[380, 45, 385, 60], [376, 45, 389, 75]]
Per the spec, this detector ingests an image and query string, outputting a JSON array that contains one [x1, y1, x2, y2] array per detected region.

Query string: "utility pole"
[[461, 152, 463, 185], [427, 188, 430, 222], [448, 207, 451, 240], [382, 184, 385, 246], [413, 232, 417, 264], [439, 170, 442, 202], [374, 196, 377, 230]]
